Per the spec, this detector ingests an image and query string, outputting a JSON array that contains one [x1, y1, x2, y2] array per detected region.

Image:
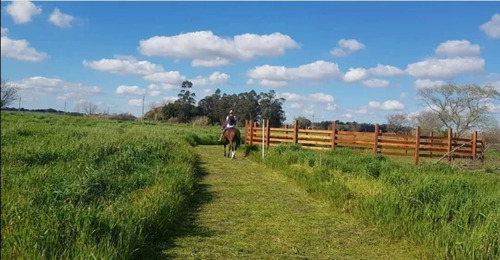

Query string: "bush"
[[191, 116, 210, 126], [109, 113, 136, 121]]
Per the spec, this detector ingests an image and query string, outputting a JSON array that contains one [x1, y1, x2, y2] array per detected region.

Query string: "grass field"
[[247, 144, 500, 259], [1, 112, 220, 259]]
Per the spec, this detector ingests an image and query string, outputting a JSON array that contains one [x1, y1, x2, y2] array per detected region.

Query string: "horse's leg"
[[223, 143, 226, 157]]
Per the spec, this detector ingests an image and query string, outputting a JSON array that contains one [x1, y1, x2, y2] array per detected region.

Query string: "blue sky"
[[1, 1, 500, 124]]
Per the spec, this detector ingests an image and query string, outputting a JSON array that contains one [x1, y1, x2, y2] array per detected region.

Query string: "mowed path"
[[161, 145, 426, 259]]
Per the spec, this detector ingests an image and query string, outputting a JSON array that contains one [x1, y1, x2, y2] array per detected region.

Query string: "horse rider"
[[218, 110, 237, 142]]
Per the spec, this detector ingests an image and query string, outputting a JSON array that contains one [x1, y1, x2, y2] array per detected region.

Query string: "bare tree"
[[80, 101, 99, 114], [418, 83, 500, 136], [386, 113, 410, 133], [413, 110, 446, 135], [1, 79, 19, 108]]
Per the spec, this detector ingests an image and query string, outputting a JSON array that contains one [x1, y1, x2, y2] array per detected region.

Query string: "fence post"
[[249, 120, 254, 146], [331, 121, 337, 150], [373, 124, 379, 154], [429, 131, 433, 158], [415, 126, 421, 165], [244, 120, 248, 144], [266, 120, 271, 147], [447, 128, 453, 162], [293, 120, 298, 144], [472, 131, 477, 160]]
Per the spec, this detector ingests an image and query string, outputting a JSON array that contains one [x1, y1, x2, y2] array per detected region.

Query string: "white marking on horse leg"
[[231, 151, 235, 159]]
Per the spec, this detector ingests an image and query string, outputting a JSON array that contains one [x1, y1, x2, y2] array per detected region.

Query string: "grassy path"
[[160, 145, 426, 259]]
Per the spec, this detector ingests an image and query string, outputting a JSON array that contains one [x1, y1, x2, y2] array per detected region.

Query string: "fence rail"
[[244, 120, 484, 165]]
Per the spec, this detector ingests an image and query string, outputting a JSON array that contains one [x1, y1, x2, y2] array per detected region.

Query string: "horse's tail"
[[235, 129, 241, 150]]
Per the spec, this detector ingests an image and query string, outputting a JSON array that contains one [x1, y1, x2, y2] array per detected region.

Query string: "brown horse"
[[222, 128, 241, 159]]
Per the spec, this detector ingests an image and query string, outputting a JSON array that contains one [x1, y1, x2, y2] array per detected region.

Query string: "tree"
[[1, 79, 18, 108], [386, 113, 411, 134], [80, 101, 99, 114], [295, 116, 311, 129], [412, 110, 446, 135], [259, 90, 286, 127], [178, 80, 196, 105], [418, 83, 500, 136]]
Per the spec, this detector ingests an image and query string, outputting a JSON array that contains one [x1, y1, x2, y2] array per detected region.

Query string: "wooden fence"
[[244, 120, 484, 165]]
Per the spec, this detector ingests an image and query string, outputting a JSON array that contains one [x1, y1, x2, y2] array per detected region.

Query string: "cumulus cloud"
[[343, 68, 368, 83], [49, 8, 74, 28], [414, 79, 447, 89], [362, 78, 390, 88], [1, 30, 48, 62], [128, 99, 143, 107], [290, 103, 303, 109], [148, 91, 161, 97], [406, 57, 484, 79], [435, 40, 480, 57], [341, 113, 353, 119], [330, 39, 365, 57], [190, 72, 230, 86], [144, 71, 186, 85], [278, 92, 335, 103], [326, 103, 337, 111], [368, 100, 405, 110], [5, 1, 41, 24], [83, 56, 164, 76], [368, 64, 405, 77], [138, 31, 299, 67], [12, 76, 100, 100], [247, 60, 342, 87], [115, 85, 146, 95], [163, 96, 178, 104], [480, 13, 500, 38]]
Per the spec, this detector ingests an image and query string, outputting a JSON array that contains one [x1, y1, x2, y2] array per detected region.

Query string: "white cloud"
[[480, 13, 500, 38], [163, 96, 178, 104], [490, 81, 500, 92], [5, 1, 41, 24], [343, 68, 368, 83], [309, 93, 334, 103], [144, 71, 186, 85], [1, 27, 8, 37], [49, 8, 74, 28], [331, 39, 365, 57], [368, 100, 405, 110], [290, 103, 303, 109], [435, 40, 480, 57], [414, 79, 446, 89], [138, 31, 299, 67], [362, 78, 390, 88], [13, 76, 100, 100], [354, 108, 369, 114], [148, 91, 161, 97], [83, 56, 164, 76], [341, 113, 353, 119], [368, 64, 405, 77], [326, 103, 337, 111], [278, 92, 335, 103], [247, 60, 342, 87], [128, 99, 143, 107], [406, 57, 484, 79], [192, 58, 231, 67], [400, 92, 407, 99], [1, 32, 48, 62], [115, 85, 146, 95], [190, 72, 230, 86]]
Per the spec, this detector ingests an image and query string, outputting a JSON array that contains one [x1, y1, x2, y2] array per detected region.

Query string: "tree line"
[[147, 80, 287, 127]]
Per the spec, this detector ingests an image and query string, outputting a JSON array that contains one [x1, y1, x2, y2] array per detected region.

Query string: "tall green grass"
[[248, 144, 500, 259], [1, 112, 220, 259]]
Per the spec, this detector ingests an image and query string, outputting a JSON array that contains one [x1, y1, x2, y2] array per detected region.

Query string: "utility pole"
[[18, 97, 21, 112], [312, 114, 315, 129], [141, 95, 145, 121], [64, 101, 66, 113]]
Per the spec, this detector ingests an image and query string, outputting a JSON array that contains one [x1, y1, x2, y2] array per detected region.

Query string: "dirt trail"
[[161, 145, 426, 259]]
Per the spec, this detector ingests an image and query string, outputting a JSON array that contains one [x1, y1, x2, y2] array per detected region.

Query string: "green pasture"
[[247, 144, 500, 259], [1, 112, 219, 259]]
